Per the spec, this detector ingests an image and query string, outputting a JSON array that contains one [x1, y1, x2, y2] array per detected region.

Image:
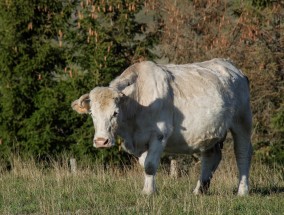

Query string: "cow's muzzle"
[[94, 137, 112, 148]]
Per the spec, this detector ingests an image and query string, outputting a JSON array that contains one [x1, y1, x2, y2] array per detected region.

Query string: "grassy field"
[[0, 153, 283, 215]]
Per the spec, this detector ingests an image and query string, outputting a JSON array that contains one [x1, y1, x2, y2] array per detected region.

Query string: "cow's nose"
[[94, 137, 109, 147]]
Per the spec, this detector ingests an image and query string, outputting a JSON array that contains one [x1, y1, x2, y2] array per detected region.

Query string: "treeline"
[[151, 0, 284, 164], [0, 0, 283, 166]]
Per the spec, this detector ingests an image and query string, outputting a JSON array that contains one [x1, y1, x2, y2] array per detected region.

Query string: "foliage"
[[0, 0, 155, 165], [0, 0, 283, 165], [150, 0, 284, 165], [256, 105, 284, 164], [0, 0, 75, 159]]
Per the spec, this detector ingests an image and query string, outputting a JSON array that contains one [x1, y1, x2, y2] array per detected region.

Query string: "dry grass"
[[0, 150, 283, 215]]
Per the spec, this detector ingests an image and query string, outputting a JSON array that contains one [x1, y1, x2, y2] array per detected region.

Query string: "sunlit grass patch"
[[0, 154, 283, 215]]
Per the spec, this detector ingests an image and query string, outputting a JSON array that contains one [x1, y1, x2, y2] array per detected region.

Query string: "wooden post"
[[170, 159, 179, 179], [70, 158, 77, 174]]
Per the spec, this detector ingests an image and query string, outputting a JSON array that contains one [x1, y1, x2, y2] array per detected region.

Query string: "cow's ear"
[[71, 94, 90, 114]]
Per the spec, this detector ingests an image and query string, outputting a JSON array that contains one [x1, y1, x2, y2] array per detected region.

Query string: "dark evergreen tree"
[[0, 0, 76, 160], [0, 0, 156, 164]]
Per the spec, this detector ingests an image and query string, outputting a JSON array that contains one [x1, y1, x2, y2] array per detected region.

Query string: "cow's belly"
[[165, 131, 226, 154], [166, 65, 235, 154], [166, 101, 231, 153], [165, 135, 195, 154]]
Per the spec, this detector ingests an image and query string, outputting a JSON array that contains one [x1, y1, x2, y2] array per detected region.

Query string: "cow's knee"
[[145, 161, 157, 175], [139, 151, 159, 175]]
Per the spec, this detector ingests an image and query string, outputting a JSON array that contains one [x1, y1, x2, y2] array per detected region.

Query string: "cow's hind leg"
[[231, 122, 252, 196], [193, 143, 222, 195]]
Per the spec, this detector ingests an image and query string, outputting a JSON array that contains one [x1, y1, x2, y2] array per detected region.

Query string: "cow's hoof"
[[193, 189, 200, 195], [237, 183, 249, 196], [142, 189, 157, 195], [193, 180, 202, 195], [193, 187, 208, 195], [237, 189, 249, 196], [142, 190, 154, 195]]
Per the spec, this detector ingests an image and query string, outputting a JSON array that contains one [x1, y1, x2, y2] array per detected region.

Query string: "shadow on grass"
[[250, 186, 284, 196]]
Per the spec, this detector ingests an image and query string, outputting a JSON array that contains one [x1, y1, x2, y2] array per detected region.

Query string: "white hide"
[[72, 58, 252, 196]]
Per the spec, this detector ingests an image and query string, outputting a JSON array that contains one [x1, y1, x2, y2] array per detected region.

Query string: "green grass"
[[0, 155, 283, 215]]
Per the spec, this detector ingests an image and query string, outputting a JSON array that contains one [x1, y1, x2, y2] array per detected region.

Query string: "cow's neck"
[[117, 98, 145, 157]]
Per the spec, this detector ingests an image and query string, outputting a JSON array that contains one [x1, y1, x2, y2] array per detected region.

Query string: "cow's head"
[[72, 87, 124, 148]]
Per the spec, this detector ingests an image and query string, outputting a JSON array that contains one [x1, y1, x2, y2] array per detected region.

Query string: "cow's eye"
[[113, 111, 118, 117]]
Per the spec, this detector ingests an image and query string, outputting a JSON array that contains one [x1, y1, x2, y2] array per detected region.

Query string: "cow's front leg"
[[138, 151, 153, 193], [138, 137, 165, 195]]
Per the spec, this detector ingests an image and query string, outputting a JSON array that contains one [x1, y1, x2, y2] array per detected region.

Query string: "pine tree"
[[0, 0, 75, 159], [0, 0, 156, 164]]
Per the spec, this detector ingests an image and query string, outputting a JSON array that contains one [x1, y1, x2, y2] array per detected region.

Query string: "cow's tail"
[[225, 58, 250, 89], [245, 76, 250, 88]]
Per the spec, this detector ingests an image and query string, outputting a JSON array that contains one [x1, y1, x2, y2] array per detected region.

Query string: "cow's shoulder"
[[110, 61, 172, 106], [110, 61, 157, 87]]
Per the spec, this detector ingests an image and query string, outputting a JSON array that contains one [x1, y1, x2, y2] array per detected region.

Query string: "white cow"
[[72, 58, 252, 195]]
